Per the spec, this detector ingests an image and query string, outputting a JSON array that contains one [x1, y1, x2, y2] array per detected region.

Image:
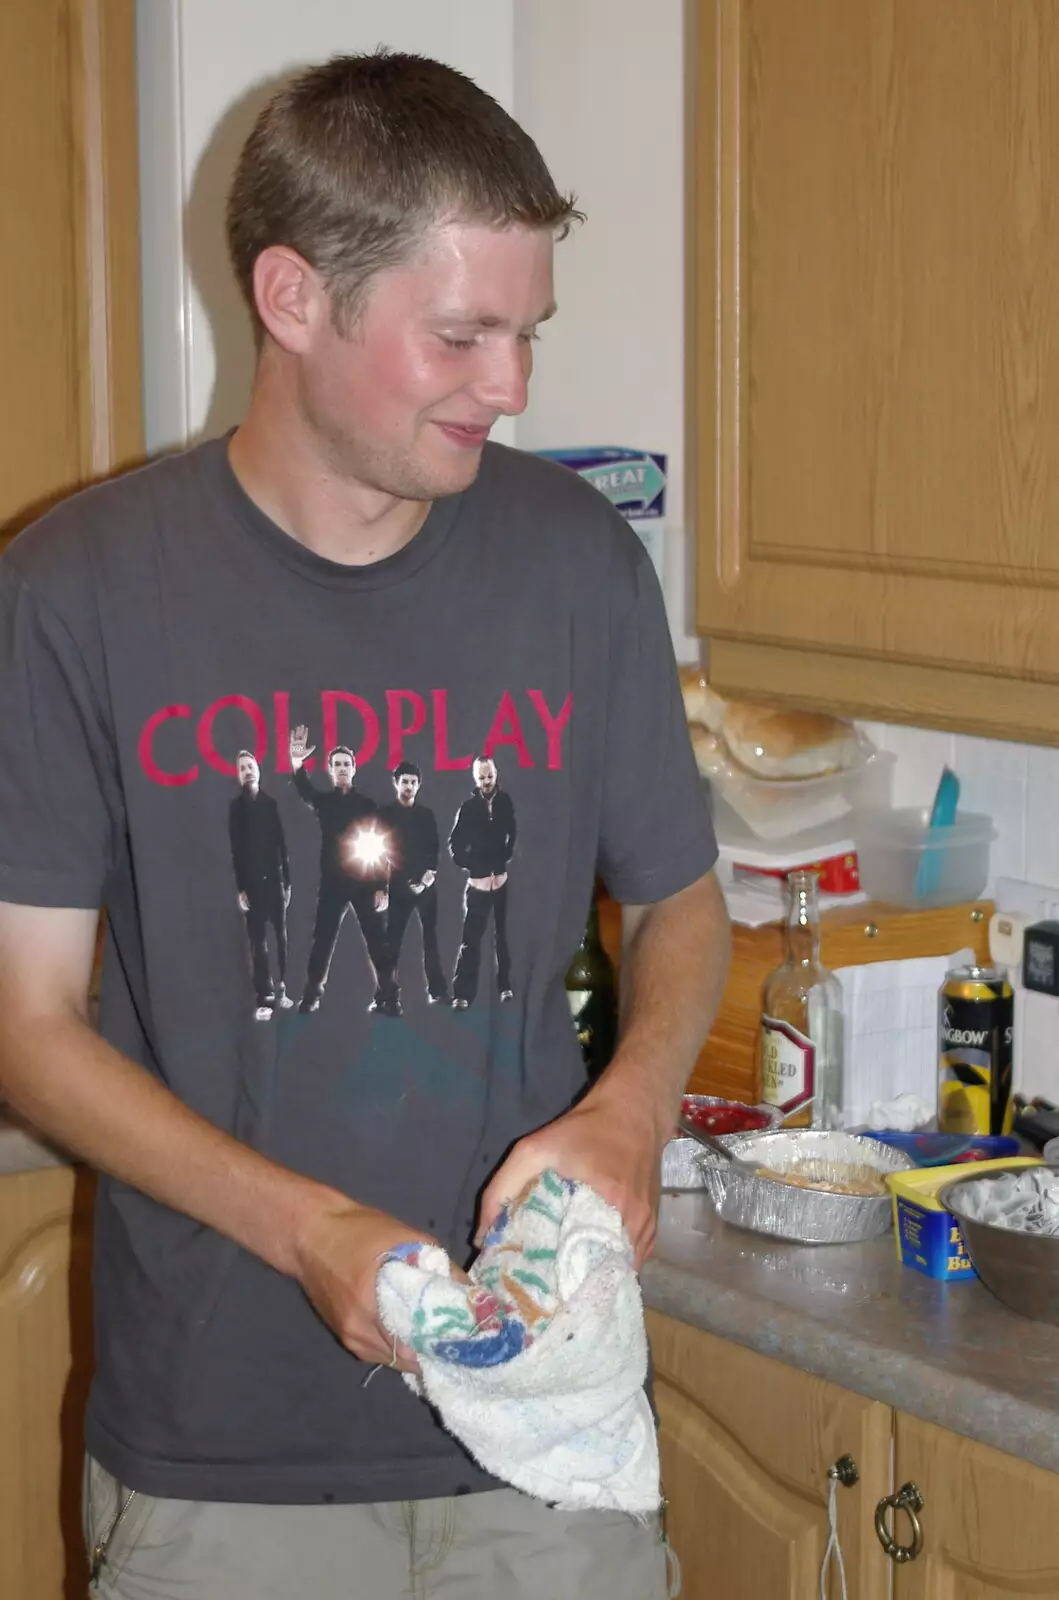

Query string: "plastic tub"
[[852, 808, 995, 909], [710, 748, 894, 841]]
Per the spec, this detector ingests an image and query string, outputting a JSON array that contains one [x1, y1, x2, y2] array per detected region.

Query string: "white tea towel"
[[375, 1169, 659, 1514]]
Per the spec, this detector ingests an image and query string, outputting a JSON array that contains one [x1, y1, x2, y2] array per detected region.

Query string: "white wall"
[[136, 0, 515, 454], [512, 0, 698, 660]]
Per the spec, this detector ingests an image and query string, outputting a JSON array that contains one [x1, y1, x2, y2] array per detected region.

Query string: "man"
[[379, 760, 447, 1004], [228, 749, 293, 1020], [449, 755, 516, 1008], [290, 726, 398, 1017], [0, 51, 730, 1599]]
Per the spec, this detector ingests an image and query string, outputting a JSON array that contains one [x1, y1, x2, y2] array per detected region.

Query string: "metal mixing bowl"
[[941, 1167, 1059, 1325], [696, 1128, 914, 1245]]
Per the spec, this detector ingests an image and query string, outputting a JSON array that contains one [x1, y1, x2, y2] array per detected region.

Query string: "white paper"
[[720, 873, 867, 928], [833, 947, 975, 1126]]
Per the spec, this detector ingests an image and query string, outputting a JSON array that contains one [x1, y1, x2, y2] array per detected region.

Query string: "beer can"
[[938, 964, 1014, 1136]]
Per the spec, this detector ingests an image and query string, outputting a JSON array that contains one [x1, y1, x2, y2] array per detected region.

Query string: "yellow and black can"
[[938, 964, 1014, 1136]]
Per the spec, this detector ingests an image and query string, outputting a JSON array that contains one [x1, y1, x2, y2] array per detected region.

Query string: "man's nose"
[[471, 342, 531, 417]]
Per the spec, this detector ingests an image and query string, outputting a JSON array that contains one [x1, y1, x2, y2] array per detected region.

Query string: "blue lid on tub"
[[865, 1130, 1021, 1168]]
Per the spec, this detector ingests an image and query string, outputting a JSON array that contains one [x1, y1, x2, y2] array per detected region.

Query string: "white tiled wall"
[[863, 720, 1059, 1101]]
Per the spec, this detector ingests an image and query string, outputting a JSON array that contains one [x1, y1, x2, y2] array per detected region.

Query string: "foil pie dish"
[[695, 1128, 915, 1245]]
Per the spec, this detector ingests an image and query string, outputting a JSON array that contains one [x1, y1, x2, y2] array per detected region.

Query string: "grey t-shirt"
[[0, 438, 716, 1503]]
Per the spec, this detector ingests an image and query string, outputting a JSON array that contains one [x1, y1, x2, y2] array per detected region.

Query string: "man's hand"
[[293, 1198, 439, 1372], [290, 725, 316, 771], [421, 870, 436, 889], [374, 889, 388, 914], [237, 892, 249, 913], [283, 885, 292, 908], [474, 1080, 668, 1270]]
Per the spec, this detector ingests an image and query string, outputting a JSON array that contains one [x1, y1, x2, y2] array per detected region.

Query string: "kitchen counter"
[[0, 1110, 70, 1174], [6, 1118, 1058, 1474], [644, 1191, 1059, 1475]]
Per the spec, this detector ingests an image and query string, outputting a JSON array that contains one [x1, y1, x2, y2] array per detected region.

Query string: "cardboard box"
[[887, 1158, 1040, 1280], [535, 447, 667, 586]]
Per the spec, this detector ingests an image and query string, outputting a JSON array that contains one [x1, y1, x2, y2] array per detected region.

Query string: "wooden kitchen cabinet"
[[0, 0, 142, 542], [692, 0, 1059, 744], [650, 1310, 1059, 1595], [647, 1310, 891, 1599], [892, 1413, 1059, 1598], [0, 1165, 94, 1600]]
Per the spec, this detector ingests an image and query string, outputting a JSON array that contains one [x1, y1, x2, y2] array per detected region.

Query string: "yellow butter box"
[[886, 1158, 1040, 1280]]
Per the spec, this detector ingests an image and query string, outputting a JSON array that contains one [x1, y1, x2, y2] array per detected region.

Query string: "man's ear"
[[252, 245, 327, 353]]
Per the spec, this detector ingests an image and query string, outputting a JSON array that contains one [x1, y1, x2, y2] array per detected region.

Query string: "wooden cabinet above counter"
[[691, 0, 1059, 744]]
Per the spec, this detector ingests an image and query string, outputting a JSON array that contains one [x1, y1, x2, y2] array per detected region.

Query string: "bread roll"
[[720, 701, 859, 780], [679, 666, 712, 728], [688, 724, 728, 781]]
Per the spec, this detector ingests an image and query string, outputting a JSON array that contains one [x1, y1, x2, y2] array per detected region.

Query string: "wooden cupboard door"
[[893, 1413, 1059, 1598], [0, 1166, 95, 1600], [647, 1311, 891, 1599], [693, 1, 1059, 736], [0, 0, 141, 540]]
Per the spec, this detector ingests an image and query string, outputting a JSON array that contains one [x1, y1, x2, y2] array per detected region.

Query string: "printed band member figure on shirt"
[[379, 761, 448, 1005], [449, 755, 517, 1009], [289, 725, 400, 1018], [228, 750, 293, 1021]]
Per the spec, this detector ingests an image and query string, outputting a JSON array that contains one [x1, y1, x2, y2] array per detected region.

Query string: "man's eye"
[[519, 331, 541, 345], [442, 337, 476, 351]]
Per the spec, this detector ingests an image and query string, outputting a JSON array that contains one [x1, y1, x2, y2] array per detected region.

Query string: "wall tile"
[[952, 734, 1030, 784], [870, 725, 954, 808], [1014, 986, 1059, 1101], [1025, 746, 1059, 891]]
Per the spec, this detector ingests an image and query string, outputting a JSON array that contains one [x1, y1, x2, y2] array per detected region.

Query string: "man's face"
[[474, 760, 497, 796], [299, 221, 556, 501], [395, 773, 420, 806], [237, 754, 260, 790], [329, 752, 355, 791]]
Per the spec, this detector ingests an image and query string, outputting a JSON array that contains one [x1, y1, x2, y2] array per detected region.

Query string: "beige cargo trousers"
[[85, 1456, 681, 1599]]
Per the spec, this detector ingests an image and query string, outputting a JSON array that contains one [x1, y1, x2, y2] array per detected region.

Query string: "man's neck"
[[229, 387, 429, 567]]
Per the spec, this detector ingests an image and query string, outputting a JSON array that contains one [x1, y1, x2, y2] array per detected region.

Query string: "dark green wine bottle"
[[565, 901, 618, 1081]]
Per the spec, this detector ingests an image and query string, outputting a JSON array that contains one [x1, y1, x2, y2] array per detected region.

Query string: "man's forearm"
[[0, 1016, 337, 1277], [592, 870, 731, 1139]]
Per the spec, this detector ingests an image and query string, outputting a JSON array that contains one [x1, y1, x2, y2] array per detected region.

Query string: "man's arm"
[[0, 903, 428, 1368], [448, 804, 469, 868], [476, 869, 731, 1266]]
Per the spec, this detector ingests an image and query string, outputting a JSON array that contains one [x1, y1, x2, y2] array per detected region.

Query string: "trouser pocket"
[[83, 1455, 150, 1596]]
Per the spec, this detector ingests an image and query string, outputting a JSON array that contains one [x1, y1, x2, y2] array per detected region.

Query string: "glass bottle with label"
[[566, 900, 618, 1082], [760, 871, 844, 1128]]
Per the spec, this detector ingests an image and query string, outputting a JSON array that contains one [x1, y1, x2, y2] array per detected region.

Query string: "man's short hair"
[[473, 755, 497, 774], [236, 750, 258, 764], [392, 760, 421, 782], [328, 746, 355, 766], [226, 50, 581, 339]]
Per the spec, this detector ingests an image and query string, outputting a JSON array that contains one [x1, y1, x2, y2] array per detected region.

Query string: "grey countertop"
[[644, 1191, 1059, 1475], [6, 1120, 1058, 1474]]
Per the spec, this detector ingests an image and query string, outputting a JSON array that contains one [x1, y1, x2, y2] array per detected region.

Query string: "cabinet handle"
[[874, 1482, 925, 1564]]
